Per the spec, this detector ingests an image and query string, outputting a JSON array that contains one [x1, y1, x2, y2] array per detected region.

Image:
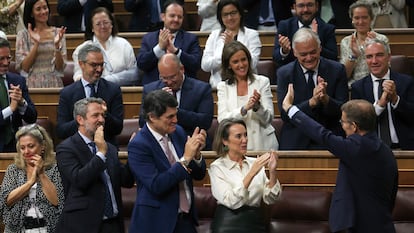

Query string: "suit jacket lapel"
[[73, 132, 94, 164], [142, 125, 172, 168], [174, 30, 183, 48], [363, 78, 375, 103], [178, 78, 192, 108]]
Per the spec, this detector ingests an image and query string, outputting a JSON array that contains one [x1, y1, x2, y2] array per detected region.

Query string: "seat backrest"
[[62, 61, 75, 86], [257, 60, 277, 85], [117, 118, 140, 151], [269, 190, 332, 233], [390, 55, 413, 77], [393, 189, 414, 233]]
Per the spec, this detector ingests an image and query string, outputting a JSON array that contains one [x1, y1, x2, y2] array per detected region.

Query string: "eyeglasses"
[[84, 61, 106, 69], [94, 21, 112, 28], [159, 71, 180, 82], [296, 2, 315, 9], [222, 10, 239, 18], [0, 55, 12, 62]]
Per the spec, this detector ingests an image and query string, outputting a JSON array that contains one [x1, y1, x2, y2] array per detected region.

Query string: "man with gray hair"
[[351, 38, 414, 150], [276, 27, 348, 149], [56, 97, 134, 233], [57, 44, 124, 147]]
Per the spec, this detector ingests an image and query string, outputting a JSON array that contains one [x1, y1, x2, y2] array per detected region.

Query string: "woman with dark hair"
[[217, 41, 278, 151], [0, 124, 64, 233], [72, 7, 138, 86], [209, 118, 281, 233], [201, 0, 261, 88], [15, 0, 66, 88]]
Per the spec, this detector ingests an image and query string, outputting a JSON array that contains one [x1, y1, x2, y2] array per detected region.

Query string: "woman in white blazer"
[[201, 0, 261, 88], [217, 41, 278, 151]]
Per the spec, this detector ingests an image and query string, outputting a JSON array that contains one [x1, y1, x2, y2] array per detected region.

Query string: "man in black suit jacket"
[[283, 85, 398, 233], [277, 28, 348, 150], [0, 38, 37, 152], [56, 97, 134, 233], [351, 39, 414, 150], [273, 0, 338, 67], [57, 0, 114, 32], [57, 44, 123, 146], [137, 0, 201, 85], [139, 54, 214, 149]]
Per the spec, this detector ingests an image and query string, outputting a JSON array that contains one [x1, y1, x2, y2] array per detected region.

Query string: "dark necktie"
[[87, 83, 96, 98], [0, 75, 12, 144], [260, 0, 270, 19], [377, 79, 392, 146], [161, 136, 190, 213], [88, 142, 114, 218], [306, 70, 315, 97]]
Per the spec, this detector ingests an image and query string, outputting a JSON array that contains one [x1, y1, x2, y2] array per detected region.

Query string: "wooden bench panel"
[[2, 150, 413, 191]]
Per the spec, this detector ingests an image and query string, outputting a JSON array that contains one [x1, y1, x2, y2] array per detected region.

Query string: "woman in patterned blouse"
[[0, 124, 64, 232]]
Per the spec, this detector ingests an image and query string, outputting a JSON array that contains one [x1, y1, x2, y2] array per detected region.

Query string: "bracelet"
[[348, 54, 358, 62], [241, 106, 247, 116], [55, 45, 62, 52]]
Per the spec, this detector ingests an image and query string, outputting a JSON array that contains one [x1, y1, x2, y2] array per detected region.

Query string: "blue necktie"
[[306, 70, 315, 97], [88, 142, 114, 218], [88, 83, 96, 97]]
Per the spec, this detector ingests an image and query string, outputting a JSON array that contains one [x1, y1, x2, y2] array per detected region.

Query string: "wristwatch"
[[348, 54, 358, 62], [180, 157, 190, 167]]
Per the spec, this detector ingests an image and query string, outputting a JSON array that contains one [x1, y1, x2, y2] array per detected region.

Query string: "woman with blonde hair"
[[0, 124, 64, 233]]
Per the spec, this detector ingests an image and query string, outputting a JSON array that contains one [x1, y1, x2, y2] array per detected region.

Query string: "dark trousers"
[[99, 217, 122, 233], [173, 213, 197, 233]]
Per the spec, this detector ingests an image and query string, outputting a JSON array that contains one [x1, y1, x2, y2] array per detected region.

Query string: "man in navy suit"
[[137, 0, 202, 85], [139, 53, 214, 149], [273, 0, 338, 67], [0, 38, 37, 152], [57, 44, 123, 147], [351, 39, 414, 150], [57, 0, 114, 32], [282, 84, 398, 233], [128, 90, 206, 233], [56, 97, 134, 233], [277, 28, 348, 150]]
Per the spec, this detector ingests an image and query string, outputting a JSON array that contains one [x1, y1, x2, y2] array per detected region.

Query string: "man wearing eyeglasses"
[[0, 38, 37, 152], [57, 44, 124, 147], [137, 0, 202, 85], [272, 0, 338, 67], [139, 53, 214, 149]]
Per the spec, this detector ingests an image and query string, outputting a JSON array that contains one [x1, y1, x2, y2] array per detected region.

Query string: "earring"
[[223, 145, 229, 152]]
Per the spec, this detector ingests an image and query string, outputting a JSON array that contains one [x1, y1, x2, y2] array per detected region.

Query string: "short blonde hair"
[[14, 124, 55, 169]]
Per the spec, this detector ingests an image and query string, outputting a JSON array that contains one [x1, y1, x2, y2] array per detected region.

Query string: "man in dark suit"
[[57, 0, 114, 32], [137, 0, 202, 85], [276, 28, 348, 150], [318, 0, 354, 29], [255, 0, 294, 30], [282, 84, 398, 233], [351, 39, 414, 150], [56, 97, 134, 233], [128, 90, 206, 233], [0, 38, 37, 152], [57, 44, 123, 147], [139, 53, 214, 149], [273, 0, 338, 67], [124, 0, 151, 31]]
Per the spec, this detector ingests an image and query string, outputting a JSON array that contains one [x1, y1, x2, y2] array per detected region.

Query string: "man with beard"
[[57, 44, 124, 147], [272, 0, 338, 67], [56, 97, 134, 233], [137, 0, 202, 85]]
